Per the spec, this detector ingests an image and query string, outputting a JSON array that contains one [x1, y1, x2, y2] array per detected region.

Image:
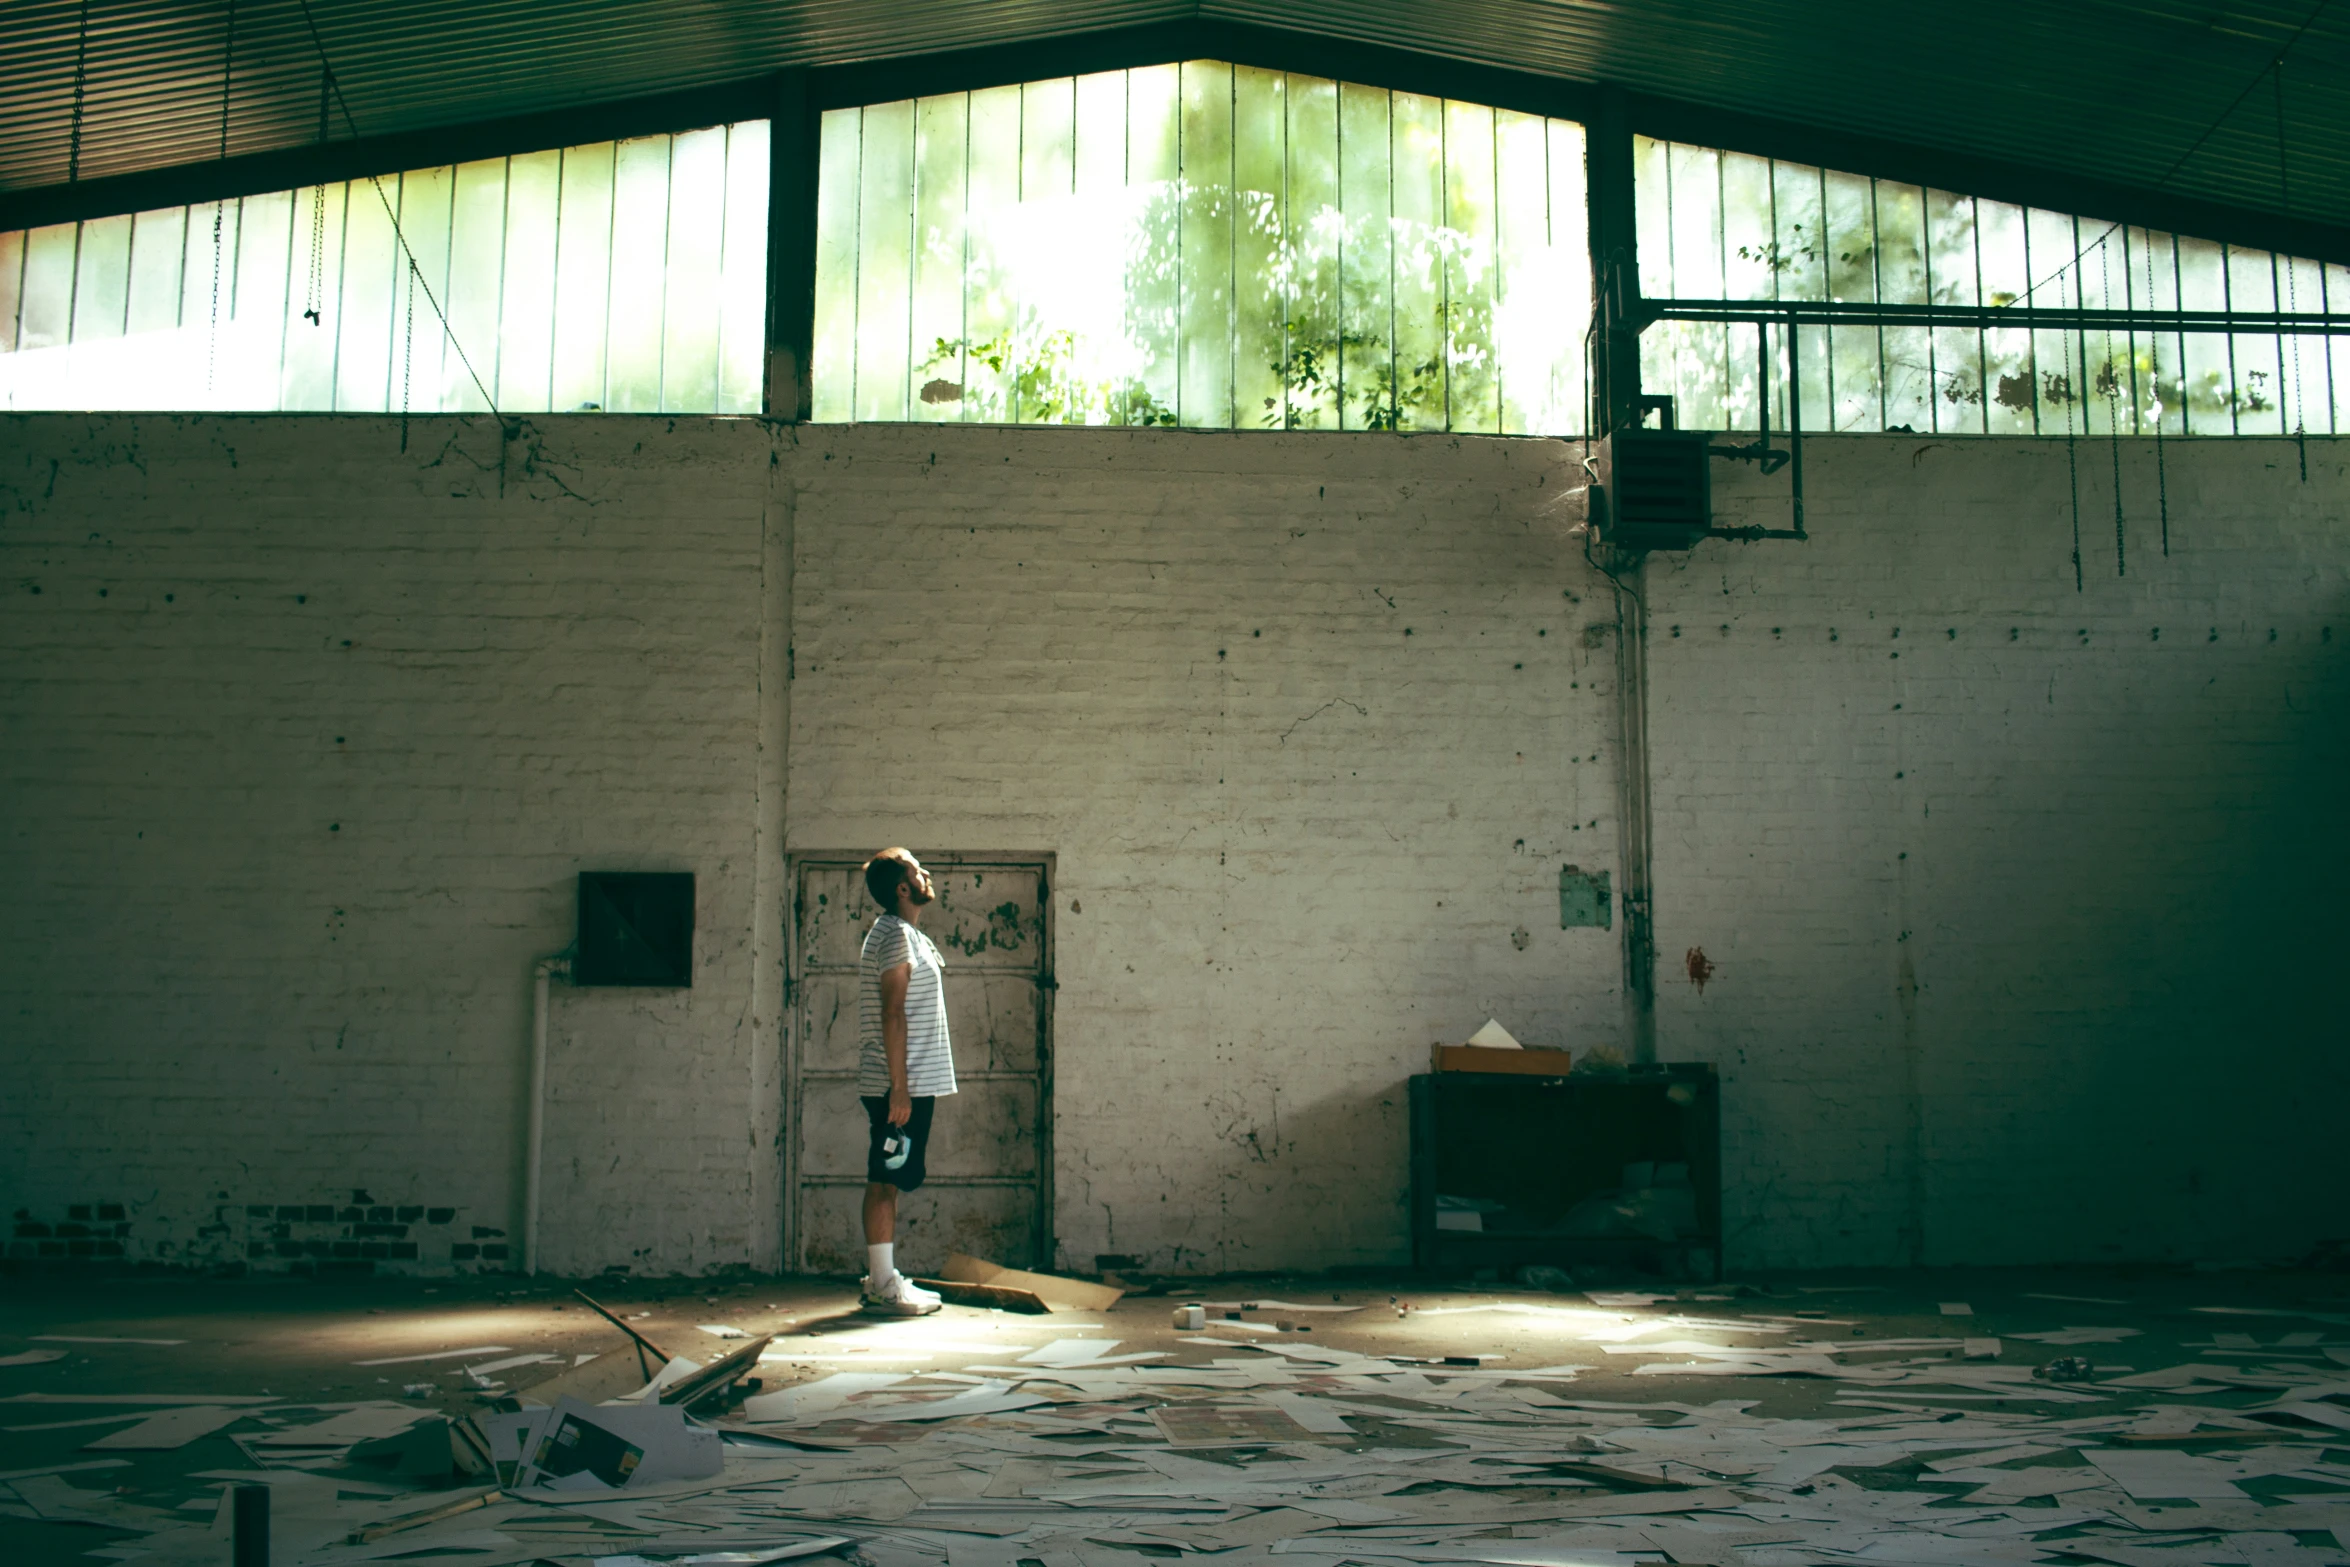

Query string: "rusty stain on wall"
[[1685, 946, 1715, 992]]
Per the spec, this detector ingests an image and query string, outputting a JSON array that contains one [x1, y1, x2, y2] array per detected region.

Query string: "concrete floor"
[[2, 1265, 2344, 1565]]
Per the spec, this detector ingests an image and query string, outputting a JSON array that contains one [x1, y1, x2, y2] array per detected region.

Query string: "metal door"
[[787, 854, 1053, 1274]]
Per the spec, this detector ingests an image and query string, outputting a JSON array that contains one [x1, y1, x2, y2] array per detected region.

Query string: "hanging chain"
[[67, 0, 91, 183], [304, 69, 329, 325], [2274, 61, 2307, 482], [305, 184, 325, 324], [2145, 231, 2169, 556], [401, 259, 416, 451], [207, 0, 237, 393], [209, 202, 222, 385], [2064, 264, 2082, 594], [2101, 244, 2124, 578]]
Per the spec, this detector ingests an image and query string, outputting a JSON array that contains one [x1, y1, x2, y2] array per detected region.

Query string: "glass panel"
[[228, 190, 293, 413], [177, 204, 234, 393], [1387, 90, 1444, 432], [1122, 66, 1180, 426], [2127, 229, 2184, 437], [1667, 142, 1724, 301], [336, 185, 400, 413], [2023, 209, 2081, 437], [2278, 253, 2326, 435], [2328, 263, 2350, 435], [1924, 189, 1982, 433], [281, 186, 345, 410], [444, 161, 508, 414], [1972, 198, 2032, 435], [1875, 182, 1932, 431], [961, 85, 1022, 421], [1638, 139, 2339, 435], [3, 120, 763, 415], [1822, 170, 1877, 430], [1024, 77, 1076, 200], [62, 216, 124, 405], [0, 229, 24, 356], [1491, 109, 1548, 435], [1632, 135, 1672, 298], [2175, 234, 2229, 435], [1010, 75, 1108, 426], [1337, 79, 1393, 430], [909, 97, 968, 423], [391, 171, 451, 412], [1772, 164, 1829, 432], [1073, 72, 1125, 197], [2225, 246, 2283, 435], [852, 100, 913, 423], [2078, 224, 2127, 438], [716, 120, 770, 415], [1178, 61, 1235, 428], [1540, 119, 1590, 434], [1233, 66, 1286, 431], [605, 137, 671, 414], [552, 142, 615, 412], [659, 127, 726, 413], [1721, 152, 1776, 320], [496, 149, 561, 413], [1280, 72, 1341, 431], [811, 110, 862, 423], [1440, 96, 1497, 433], [72, 215, 133, 342], [812, 61, 1586, 434], [8, 225, 74, 407], [1669, 144, 1729, 429]]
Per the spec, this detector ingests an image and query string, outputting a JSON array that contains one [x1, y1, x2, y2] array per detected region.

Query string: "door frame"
[[782, 850, 1056, 1273]]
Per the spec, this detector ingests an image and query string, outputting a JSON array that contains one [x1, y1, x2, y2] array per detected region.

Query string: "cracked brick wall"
[[789, 425, 1625, 1274], [0, 414, 777, 1276], [4, 413, 2342, 1276], [1649, 437, 2350, 1270]]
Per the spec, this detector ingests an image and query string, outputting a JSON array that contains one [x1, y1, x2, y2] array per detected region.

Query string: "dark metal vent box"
[[1597, 432, 1713, 551], [576, 872, 695, 987]]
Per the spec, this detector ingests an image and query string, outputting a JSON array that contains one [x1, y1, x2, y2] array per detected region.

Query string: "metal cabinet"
[[1408, 1064, 1720, 1279]]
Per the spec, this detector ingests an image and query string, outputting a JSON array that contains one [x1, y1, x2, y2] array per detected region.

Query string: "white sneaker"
[[859, 1271, 942, 1316]]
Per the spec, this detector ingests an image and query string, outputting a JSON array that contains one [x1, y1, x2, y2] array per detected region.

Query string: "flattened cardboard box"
[[1431, 1044, 1574, 1075]]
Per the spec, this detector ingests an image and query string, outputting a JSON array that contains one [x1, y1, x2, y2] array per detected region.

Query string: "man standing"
[[857, 847, 954, 1315]]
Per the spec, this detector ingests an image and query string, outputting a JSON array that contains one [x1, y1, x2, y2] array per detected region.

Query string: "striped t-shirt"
[[857, 913, 956, 1098]]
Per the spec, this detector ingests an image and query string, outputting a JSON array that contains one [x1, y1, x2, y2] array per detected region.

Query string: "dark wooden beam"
[[1588, 85, 1642, 437], [765, 70, 819, 422], [0, 78, 772, 232], [5, 18, 2342, 267], [1628, 93, 2350, 270]]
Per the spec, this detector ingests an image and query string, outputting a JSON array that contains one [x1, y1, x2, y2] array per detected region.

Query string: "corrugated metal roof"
[[3, 0, 2345, 241]]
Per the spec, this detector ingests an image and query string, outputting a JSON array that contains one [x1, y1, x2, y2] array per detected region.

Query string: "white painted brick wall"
[[788, 425, 1624, 1273], [0, 413, 778, 1275], [5, 412, 2342, 1277], [1653, 436, 2350, 1270]]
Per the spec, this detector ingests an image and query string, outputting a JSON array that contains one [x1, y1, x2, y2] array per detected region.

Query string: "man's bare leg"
[[863, 1181, 901, 1301]]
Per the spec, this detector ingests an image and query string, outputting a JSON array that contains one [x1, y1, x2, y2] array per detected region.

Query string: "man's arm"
[[880, 961, 913, 1126]]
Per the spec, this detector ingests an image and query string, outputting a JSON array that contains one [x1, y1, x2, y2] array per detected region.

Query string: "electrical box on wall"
[[1560, 864, 1612, 929], [1593, 432, 1713, 551], [576, 872, 695, 987]]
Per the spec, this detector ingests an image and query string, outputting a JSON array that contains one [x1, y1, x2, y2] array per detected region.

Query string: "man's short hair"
[[864, 847, 918, 911]]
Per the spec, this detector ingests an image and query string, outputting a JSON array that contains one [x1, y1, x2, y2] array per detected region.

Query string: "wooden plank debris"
[[936, 1252, 1123, 1312]]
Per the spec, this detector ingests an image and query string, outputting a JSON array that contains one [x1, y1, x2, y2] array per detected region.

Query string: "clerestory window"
[[812, 61, 1591, 434], [1635, 136, 2348, 437], [0, 121, 769, 415]]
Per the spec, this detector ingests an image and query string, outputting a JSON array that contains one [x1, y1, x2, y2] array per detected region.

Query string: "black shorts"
[[862, 1095, 935, 1191]]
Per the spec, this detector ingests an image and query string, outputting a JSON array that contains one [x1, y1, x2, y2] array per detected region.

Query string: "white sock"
[[867, 1243, 895, 1286]]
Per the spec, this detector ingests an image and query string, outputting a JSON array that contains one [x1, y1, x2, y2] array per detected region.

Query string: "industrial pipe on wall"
[[525, 955, 572, 1275]]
